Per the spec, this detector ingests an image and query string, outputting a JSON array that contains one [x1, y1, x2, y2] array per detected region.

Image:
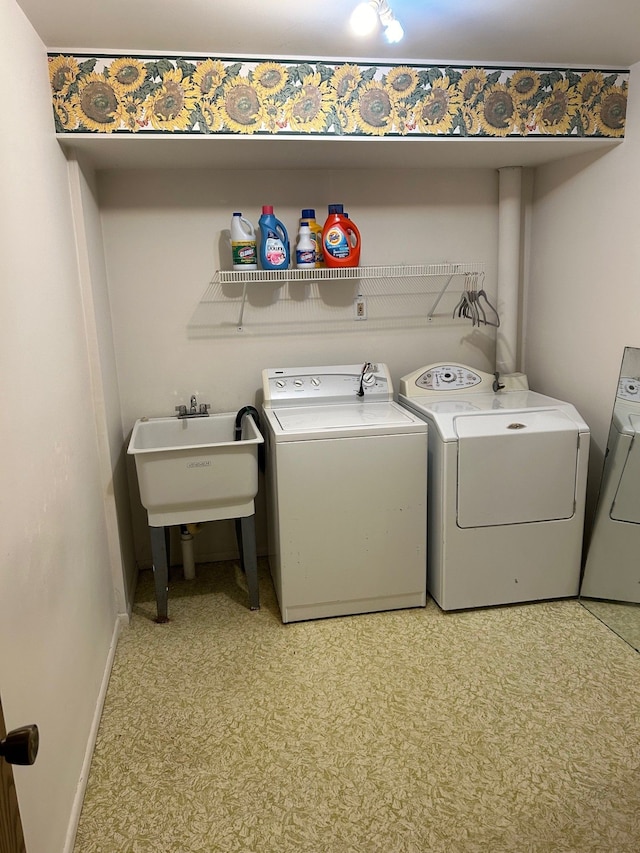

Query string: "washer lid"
[[455, 410, 579, 528], [266, 401, 427, 440]]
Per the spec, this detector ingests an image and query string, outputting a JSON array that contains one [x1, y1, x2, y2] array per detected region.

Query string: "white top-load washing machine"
[[262, 363, 428, 623], [581, 376, 640, 602], [398, 363, 590, 611]]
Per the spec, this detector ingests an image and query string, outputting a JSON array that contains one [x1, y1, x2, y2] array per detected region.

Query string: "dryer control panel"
[[617, 376, 640, 403], [263, 363, 393, 406], [399, 363, 529, 397], [400, 363, 492, 396]]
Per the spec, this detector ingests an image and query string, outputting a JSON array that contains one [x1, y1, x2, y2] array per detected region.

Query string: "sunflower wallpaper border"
[[49, 53, 629, 139]]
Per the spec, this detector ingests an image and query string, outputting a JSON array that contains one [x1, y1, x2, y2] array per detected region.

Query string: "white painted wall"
[[99, 167, 499, 564], [526, 63, 640, 517], [67, 157, 138, 612], [0, 2, 121, 850]]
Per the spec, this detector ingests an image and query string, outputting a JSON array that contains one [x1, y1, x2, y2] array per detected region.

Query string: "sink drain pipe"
[[180, 524, 201, 580]]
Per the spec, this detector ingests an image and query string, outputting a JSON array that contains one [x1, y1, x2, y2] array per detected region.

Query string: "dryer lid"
[[455, 410, 579, 528], [454, 408, 579, 440], [611, 429, 640, 523]]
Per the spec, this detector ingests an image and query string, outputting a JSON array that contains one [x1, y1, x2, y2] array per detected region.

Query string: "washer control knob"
[[310, 377, 321, 386], [275, 380, 286, 388], [362, 373, 375, 386], [294, 379, 304, 387]]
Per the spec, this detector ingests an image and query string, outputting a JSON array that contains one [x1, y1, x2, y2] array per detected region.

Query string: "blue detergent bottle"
[[258, 206, 290, 270]]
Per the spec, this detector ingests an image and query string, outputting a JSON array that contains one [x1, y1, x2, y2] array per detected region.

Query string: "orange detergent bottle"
[[322, 204, 361, 268]]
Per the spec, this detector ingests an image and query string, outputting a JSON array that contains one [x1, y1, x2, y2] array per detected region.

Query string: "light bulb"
[[350, 2, 378, 37], [384, 19, 404, 43]]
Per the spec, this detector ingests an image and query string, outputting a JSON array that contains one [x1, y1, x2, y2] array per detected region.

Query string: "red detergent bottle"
[[322, 204, 361, 268]]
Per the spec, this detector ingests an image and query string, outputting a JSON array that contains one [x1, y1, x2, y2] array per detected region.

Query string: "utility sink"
[[128, 412, 263, 526]]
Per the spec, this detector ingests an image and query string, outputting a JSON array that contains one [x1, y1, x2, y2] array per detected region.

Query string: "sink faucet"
[[175, 395, 211, 419]]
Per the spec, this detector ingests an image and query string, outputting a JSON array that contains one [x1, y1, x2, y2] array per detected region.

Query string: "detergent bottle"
[[322, 204, 361, 268], [300, 208, 324, 267], [258, 205, 290, 270], [230, 212, 257, 271], [295, 221, 316, 268]]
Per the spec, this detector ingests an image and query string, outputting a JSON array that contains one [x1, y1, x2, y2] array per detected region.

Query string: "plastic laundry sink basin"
[[127, 412, 263, 526]]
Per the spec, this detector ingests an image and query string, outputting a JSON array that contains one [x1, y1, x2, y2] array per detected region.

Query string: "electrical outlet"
[[354, 295, 367, 320]]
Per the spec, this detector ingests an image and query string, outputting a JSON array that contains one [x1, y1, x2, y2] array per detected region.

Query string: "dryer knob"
[[294, 379, 304, 387], [363, 373, 375, 385], [310, 377, 321, 386]]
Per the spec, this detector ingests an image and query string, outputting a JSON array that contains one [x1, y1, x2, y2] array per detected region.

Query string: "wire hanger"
[[452, 271, 500, 328]]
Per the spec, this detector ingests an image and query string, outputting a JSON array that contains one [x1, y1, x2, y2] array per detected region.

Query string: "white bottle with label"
[[230, 212, 258, 271], [295, 221, 316, 269]]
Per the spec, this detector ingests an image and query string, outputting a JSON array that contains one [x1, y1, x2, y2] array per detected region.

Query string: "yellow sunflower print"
[[479, 83, 516, 136], [287, 72, 332, 132], [220, 78, 262, 133], [578, 107, 597, 135], [389, 103, 414, 135], [509, 70, 541, 103], [117, 94, 147, 132], [53, 95, 76, 130], [460, 104, 481, 135], [259, 98, 287, 133], [357, 80, 393, 136], [597, 85, 627, 137], [534, 79, 579, 134], [578, 71, 605, 106], [49, 55, 80, 96], [416, 77, 461, 134], [458, 68, 487, 104], [149, 68, 198, 131], [253, 62, 288, 98], [332, 64, 362, 101], [334, 103, 358, 134], [385, 66, 419, 101], [200, 100, 224, 132], [109, 57, 146, 93], [71, 72, 123, 132], [193, 59, 227, 98]]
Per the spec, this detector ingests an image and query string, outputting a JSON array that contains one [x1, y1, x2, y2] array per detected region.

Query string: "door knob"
[[0, 724, 39, 765]]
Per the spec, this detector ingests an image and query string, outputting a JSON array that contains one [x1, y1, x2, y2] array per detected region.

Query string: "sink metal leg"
[[235, 515, 260, 611], [149, 525, 171, 623]]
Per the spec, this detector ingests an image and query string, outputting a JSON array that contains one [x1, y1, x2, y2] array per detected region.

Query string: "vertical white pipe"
[[496, 167, 523, 375]]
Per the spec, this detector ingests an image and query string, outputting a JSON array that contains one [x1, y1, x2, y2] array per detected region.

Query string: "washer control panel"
[[399, 363, 497, 397], [617, 376, 640, 403], [263, 363, 392, 406]]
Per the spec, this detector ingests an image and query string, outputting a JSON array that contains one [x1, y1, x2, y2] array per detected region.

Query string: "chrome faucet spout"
[[176, 395, 211, 418]]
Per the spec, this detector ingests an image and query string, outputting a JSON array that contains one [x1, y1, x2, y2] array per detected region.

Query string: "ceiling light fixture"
[[350, 0, 405, 44]]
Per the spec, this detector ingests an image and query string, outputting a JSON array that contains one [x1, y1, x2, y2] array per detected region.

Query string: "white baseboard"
[[63, 615, 125, 853]]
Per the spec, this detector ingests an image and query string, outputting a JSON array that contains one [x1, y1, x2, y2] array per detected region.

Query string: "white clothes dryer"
[[262, 363, 428, 623], [398, 363, 590, 610]]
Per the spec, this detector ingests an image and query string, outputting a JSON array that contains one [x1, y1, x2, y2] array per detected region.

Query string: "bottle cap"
[[301, 209, 315, 219], [262, 205, 274, 214], [300, 221, 309, 227], [328, 204, 344, 214], [232, 212, 242, 216]]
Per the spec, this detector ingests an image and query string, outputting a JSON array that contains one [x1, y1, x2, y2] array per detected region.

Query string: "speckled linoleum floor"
[[73, 560, 640, 853]]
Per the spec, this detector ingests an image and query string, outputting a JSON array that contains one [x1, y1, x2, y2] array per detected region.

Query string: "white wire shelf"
[[214, 262, 482, 285], [189, 262, 487, 336]]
